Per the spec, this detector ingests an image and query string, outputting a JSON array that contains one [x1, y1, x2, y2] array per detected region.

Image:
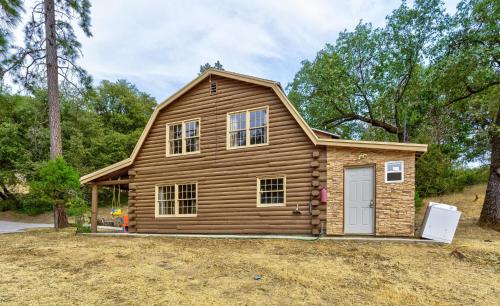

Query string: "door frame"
[[343, 164, 376, 235]]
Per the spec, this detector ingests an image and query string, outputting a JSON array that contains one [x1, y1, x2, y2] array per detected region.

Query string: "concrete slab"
[[80, 232, 442, 243], [0, 221, 52, 234]]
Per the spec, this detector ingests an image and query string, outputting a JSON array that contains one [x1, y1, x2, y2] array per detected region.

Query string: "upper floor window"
[[385, 161, 404, 183], [167, 119, 200, 156], [227, 107, 268, 149]]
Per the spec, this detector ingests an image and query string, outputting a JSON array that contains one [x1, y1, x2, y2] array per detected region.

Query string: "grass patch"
[[0, 184, 498, 305]]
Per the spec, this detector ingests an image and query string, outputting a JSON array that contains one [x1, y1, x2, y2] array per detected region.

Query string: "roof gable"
[[128, 69, 319, 161]]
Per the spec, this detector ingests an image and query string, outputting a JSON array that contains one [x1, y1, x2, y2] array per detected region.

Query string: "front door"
[[344, 166, 375, 234]]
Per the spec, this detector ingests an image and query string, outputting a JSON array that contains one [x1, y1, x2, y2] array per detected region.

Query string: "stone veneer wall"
[[326, 147, 416, 236]]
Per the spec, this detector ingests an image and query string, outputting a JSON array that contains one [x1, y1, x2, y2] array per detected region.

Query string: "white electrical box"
[[420, 202, 461, 243]]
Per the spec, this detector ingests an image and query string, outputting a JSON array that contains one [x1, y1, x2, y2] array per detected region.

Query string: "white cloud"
[[13, 0, 461, 101]]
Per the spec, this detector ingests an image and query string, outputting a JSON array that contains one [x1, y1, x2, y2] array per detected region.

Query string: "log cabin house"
[[80, 69, 427, 236]]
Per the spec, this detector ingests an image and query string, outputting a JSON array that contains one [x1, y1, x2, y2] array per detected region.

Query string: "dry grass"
[[0, 185, 499, 305]]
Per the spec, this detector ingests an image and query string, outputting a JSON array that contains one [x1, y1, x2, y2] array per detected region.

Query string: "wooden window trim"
[[166, 118, 201, 156], [155, 182, 198, 218], [385, 160, 404, 183], [226, 106, 269, 150], [256, 176, 286, 207]]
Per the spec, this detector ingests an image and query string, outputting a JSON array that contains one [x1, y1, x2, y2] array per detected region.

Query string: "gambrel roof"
[[81, 69, 427, 184]]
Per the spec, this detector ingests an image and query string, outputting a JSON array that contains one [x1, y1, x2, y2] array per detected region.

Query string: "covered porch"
[[80, 159, 136, 233]]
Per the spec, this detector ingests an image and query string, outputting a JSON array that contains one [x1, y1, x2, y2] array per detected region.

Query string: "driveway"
[[0, 221, 52, 234]]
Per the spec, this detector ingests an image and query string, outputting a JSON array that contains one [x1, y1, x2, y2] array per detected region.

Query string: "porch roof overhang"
[[80, 158, 132, 186]]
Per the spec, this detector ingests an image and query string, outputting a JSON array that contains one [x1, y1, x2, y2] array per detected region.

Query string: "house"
[[80, 69, 427, 236]]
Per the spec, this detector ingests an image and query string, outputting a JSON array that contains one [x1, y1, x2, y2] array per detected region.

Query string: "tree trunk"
[[479, 105, 500, 230], [53, 201, 69, 229], [44, 0, 62, 159], [45, 0, 67, 229]]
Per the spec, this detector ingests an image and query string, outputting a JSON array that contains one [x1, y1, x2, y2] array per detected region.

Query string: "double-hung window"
[[228, 107, 268, 149], [167, 119, 200, 156], [385, 161, 404, 183], [156, 183, 197, 217], [257, 177, 286, 207]]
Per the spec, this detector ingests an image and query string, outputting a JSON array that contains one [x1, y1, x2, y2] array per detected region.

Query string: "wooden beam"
[[96, 179, 130, 186], [91, 184, 98, 233]]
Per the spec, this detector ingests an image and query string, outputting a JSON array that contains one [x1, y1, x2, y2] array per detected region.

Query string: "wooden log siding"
[[127, 169, 137, 233], [130, 75, 326, 234]]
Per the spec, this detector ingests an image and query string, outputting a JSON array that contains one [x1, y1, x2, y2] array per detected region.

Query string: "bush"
[[0, 198, 19, 212], [30, 157, 80, 204], [19, 196, 53, 215], [66, 197, 89, 217], [416, 144, 489, 198]]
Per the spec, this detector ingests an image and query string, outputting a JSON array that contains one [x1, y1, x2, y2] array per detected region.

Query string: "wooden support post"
[[91, 183, 98, 233]]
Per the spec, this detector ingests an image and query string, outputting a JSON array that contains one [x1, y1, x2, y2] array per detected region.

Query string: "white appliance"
[[420, 202, 461, 243]]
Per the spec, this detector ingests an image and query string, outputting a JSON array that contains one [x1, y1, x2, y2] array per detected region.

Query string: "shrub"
[[30, 157, 80, 204], [416, 144, 489, 198], [0, 198, 19, 212], [66, 197, 89, 217], [19, 196, 53, 215], [29, 157, 80, 227]]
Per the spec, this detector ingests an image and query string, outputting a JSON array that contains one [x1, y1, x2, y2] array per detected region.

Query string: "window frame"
[[256, 176, 286, 207], [226, 106, 269, 150], [155, 182, 198, 218], [385, 161, 404, 183], [166, 118, 201, 156]]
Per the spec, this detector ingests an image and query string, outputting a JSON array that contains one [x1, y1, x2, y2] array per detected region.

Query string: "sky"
[[15, 0, 460, 102]]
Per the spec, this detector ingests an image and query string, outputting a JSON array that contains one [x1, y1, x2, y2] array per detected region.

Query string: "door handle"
[[369, 200, 374, 208]]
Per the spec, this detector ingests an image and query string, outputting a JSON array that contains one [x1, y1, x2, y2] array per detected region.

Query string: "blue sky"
[[17, 0, 460, 102]]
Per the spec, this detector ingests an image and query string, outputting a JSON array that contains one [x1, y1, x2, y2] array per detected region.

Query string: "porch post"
[[91, 183, 98, 233]]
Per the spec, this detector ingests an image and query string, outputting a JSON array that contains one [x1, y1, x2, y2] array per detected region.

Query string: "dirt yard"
[[0, 185, 498, 305]]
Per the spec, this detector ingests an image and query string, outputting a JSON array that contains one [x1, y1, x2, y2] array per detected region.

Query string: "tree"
[[199, 60, 224, 74], [288, 0, 499, 225], [288, 0, 447, 142], [434, 0, 499, 228], [91, 80, 156, 134], [0, 0, 23, 59], [30, 157, 80, 228], [1, 0, 91, 227], [1, 0, 92, 159]]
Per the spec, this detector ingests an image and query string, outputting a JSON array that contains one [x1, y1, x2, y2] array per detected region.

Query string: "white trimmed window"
[[228, 107, 268, 149], [156, 183, 197, 217], [385, 161, 404, 183], [167, 119, 200, 155], [257, 177, 286, 207]]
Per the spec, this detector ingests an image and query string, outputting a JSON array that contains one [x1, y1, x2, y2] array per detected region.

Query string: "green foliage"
[[66, 197, 89, 217], [0, 121, 31, 185], [30, 157, 80, 204], [91, 80, 156, 135], [0, 198, 18, 212], [1, 0, 93, 89], [414, 191, 423, 210], [19, 195, 53, 215], [0, 78, 155, 213], [75, 222, 91, 233], [416, 145, 489, 197], [0, 0, 24, 58], [199, 60, 224, 74], [287, 0, 446, 142]]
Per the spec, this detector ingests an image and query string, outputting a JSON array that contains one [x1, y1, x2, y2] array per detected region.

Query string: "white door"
[[344, 167, 375, 234]]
